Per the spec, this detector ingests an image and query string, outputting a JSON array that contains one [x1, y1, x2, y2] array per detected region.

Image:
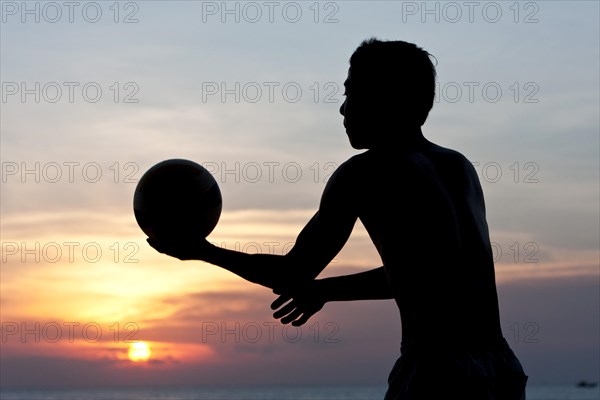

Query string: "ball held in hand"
[[133, 159, 222, 242]]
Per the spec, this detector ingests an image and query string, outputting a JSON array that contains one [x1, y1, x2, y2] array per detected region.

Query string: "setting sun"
[[128, 341, 151, 362]]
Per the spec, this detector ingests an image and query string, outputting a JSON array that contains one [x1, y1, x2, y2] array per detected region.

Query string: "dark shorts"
[[384, 337, 528, 400]]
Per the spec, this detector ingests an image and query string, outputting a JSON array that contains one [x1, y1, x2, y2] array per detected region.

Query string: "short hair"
[[349, 38, 437, 126]]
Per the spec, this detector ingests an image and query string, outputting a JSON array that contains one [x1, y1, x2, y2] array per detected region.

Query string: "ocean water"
[[1, 385, 598, 400]]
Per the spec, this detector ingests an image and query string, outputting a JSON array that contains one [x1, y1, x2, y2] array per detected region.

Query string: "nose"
[[339, 99, 346, 116]]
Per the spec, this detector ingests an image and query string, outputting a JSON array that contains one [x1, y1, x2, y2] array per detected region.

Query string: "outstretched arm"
[[148, 238, 305, 289], [148, 159, 359, 290], [271, 266, 394, 326]]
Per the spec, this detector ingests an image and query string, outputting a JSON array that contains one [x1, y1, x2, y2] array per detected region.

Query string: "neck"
[[372, 126, 427, 150]]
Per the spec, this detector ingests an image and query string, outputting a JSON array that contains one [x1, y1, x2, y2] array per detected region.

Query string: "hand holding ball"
[[133, 159, 222, 243]]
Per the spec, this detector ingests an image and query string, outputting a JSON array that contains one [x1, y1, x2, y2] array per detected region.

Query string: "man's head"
[[340, 38, 437, 149]]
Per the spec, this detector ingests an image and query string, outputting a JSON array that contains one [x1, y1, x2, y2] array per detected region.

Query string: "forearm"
[[201, 244, 316, 289], [317, 267, 394, 302]]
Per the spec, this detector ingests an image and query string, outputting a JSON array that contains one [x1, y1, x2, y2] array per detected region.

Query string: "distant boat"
[[576, 380, 598, 388]]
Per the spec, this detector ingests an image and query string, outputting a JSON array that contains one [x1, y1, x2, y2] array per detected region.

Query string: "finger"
[[292, 312, 312, 327], [281, 309, 303, 324], [273, 301, 296, 319], [270, 294, 291, 310]]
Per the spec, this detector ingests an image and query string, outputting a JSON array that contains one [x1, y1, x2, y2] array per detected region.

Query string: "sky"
[[1, 0, 599, 389]]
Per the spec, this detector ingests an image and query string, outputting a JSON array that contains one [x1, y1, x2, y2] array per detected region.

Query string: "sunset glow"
[[128, 342, 151, 363]]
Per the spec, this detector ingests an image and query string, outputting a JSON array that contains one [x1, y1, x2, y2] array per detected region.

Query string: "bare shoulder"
[[317, 153, 368, 210], [424, 141, 472, 164], [328, 143, 478, 188], [420, 142, 479, 179], [317, 152, 376, 211], [325, 152, 370, 183], [421, 142, 486, 202]]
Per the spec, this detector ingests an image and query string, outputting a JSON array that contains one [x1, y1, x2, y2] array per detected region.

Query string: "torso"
[[349, 137, 503, 348]]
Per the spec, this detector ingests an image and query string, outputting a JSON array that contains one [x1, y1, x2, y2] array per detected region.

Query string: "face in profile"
[[339, 68, 374, 149], [339, 68, 401, 150]]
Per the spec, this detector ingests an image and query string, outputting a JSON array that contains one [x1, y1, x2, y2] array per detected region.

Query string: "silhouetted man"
[[149, 38, 528, 399]]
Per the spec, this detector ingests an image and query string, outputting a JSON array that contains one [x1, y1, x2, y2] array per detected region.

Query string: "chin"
[[348, 138, 370, 150], [347, 131, 370, 150]]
